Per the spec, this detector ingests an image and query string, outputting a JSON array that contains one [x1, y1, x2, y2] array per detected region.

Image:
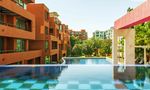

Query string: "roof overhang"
[[114, 0, 150, 29]]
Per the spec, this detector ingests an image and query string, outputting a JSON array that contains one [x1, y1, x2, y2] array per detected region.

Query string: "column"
[[124, 29, 135, 64], [112, 29, 118, 64]]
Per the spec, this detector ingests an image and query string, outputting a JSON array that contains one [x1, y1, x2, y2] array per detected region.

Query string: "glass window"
[[50, 28, 54, 35], [52, 41, 57, 49], [16, 18, 26, 30], [0, 14, 4, 24], [45, 26, 49, 35], [16, 39, 25, 52], [45, 11, 49, 21], [45, 41, 49, 50], [0, 37, 4, 53], [45, 56, 50, 64]]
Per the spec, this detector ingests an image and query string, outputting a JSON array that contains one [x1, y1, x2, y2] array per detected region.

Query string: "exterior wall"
[[0, 50, 42, 65], [93, 31, 105, 39], [0, 1, 71, 65], [49, 12, 61, 62], [27, 4, 50, 64], [93, 27, 113, 39], [0, 0, 42, 65], [70, 29, 88, 40]]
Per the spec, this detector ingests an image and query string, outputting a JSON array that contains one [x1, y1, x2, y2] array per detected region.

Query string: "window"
[[16, 39, 25, 52], [50, 28, 54, 35], [16, 18, 26, 30], [59, 25, 62, 31], [16, 18, 31, 31], [45, 41, 49, 50], [45, 26, 49, 35], [52, 41, 57, 49], [0, 37, 4, 53], [45, 56, 50, 64], [0, 14, 4, 24], [45, 11, 49, 21], [15, 0, 26, 9]]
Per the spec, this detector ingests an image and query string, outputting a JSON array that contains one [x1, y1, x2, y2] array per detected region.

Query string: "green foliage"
[[71, 44, 83, 57], [82, 39, 94, 56], [70, 37, 112, 57], [135, 22, 150, 46], [127, 7, 133, 12]]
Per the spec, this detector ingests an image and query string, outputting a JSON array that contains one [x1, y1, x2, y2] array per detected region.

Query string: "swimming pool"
[[63, 57, 111, 64], [0, 65, 150, 90], [0, 58, 149, 90]]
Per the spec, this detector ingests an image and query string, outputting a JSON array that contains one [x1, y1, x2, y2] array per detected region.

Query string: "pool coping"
[[62, 57, 112, 64]]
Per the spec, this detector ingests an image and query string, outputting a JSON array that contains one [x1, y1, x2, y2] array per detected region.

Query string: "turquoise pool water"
[[0, 58, 150, 90], [64, 58, 111, 64], [0, 65, 150, 90]]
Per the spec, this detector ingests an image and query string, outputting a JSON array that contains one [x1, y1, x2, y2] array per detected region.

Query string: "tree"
[[71, 44, 83, 57], [102, 39, 112, 56], [127, 7, 133, 12], [92, 37, 102, 56], [82, 39, 94, 56]]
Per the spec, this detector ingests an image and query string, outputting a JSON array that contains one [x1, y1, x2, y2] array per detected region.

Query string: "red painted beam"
[[114, 0, 150, 29]]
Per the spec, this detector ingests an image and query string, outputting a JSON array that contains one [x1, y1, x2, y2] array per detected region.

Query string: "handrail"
[[0, 50, 26, 54]]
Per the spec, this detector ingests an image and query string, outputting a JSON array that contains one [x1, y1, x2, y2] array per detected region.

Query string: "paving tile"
[[30, 83, 45, 89], [102, 84, 116, 89], [67, 84, 78, 89], [79, 84, 91, 90], [24, 79, 37, 84], [6, 83, 22, 89], [91, 84, 102, 89], [68, 81, 79, 84], [46, 80, 58, 84], [55, 84, 67, 89]]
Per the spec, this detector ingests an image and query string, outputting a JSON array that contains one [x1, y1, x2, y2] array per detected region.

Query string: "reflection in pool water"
[[64, 58, 111, 64], [0, 65, 150, 90]]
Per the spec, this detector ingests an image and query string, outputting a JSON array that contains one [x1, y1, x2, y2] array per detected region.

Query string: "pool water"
[[64, 58, 111, 64], [0, 65, 150, 90]]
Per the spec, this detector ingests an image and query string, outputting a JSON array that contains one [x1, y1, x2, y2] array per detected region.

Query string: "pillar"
[[112, 29, 118, 64], [124, 29, 135, 64], [113, 29, 135, 64]]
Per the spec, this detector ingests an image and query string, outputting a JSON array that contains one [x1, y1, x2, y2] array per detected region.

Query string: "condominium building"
[[105, 27, 113, 39], [70, 29, 88, 40], [0, 0, 70, 65], [93, 31, 105, 39], [93, 27, 113, 39], [0, 0, 39, 65]]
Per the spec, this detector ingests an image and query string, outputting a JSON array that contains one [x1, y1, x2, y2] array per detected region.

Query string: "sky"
[[36, 0, 146, 37]]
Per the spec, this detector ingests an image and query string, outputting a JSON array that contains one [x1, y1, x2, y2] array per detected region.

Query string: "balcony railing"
[[0, 21, 31, 32], [0, 50, 26, 54]]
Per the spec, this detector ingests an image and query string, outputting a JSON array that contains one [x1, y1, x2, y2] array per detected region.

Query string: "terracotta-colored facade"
[[70, 29, 88, 40], [0, 1, 70, 65]]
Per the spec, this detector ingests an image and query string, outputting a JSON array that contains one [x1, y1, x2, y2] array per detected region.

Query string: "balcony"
[[0, 0, 34, 20], [50, 35, 59, 41], [50, 49, 59, 55], [0, 23, 35, 40], [0, 50, 42, 65]]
